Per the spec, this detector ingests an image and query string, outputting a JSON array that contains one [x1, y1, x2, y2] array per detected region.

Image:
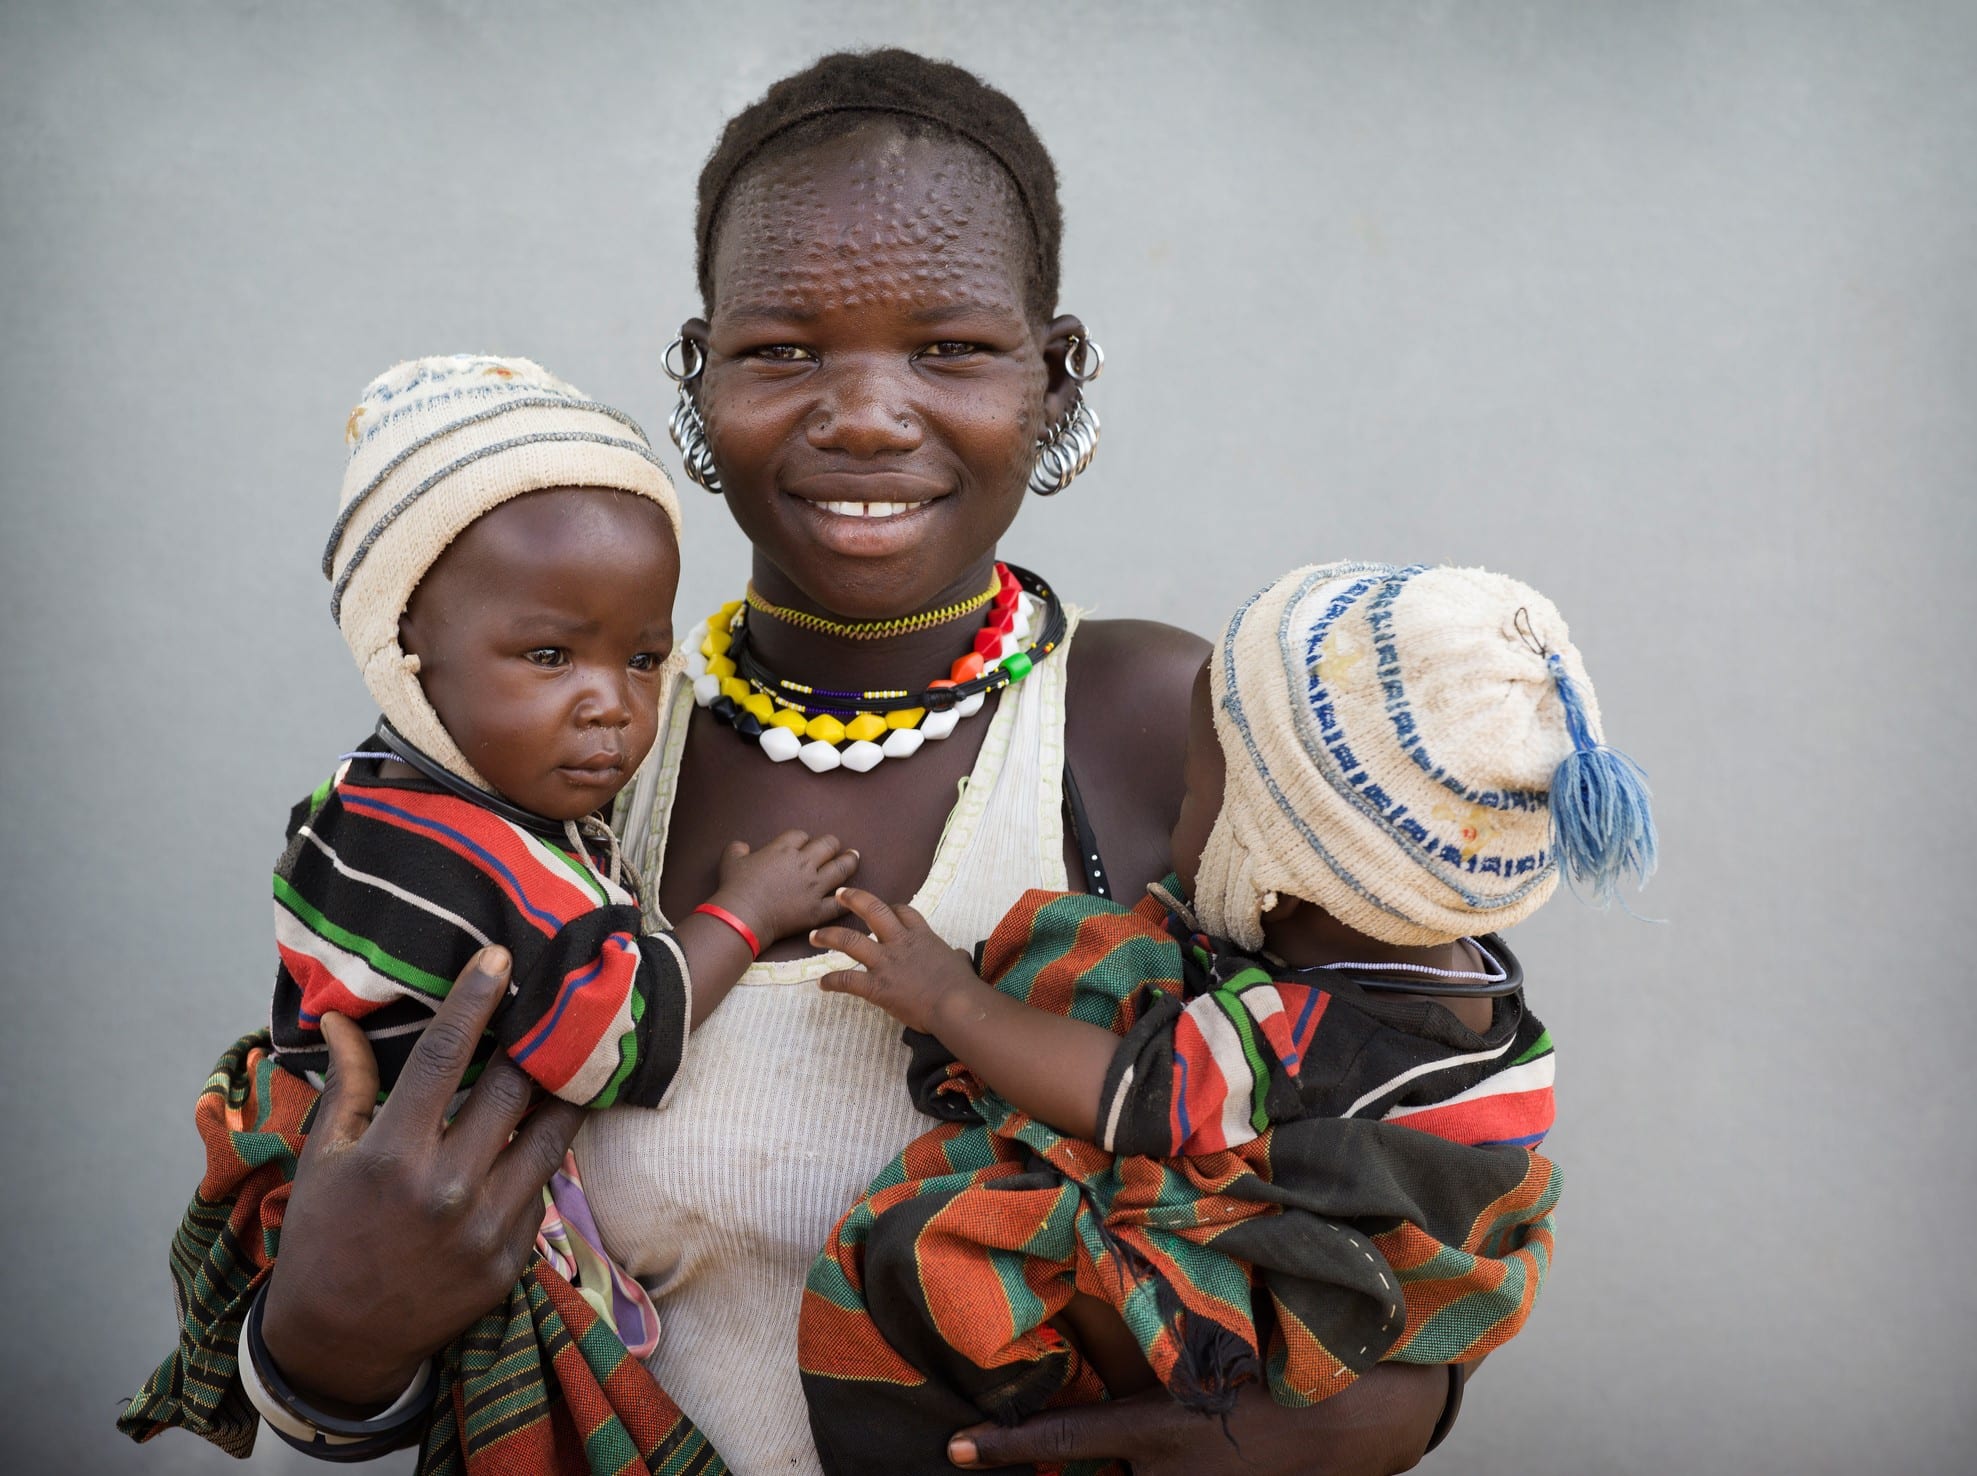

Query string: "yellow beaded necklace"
[[685, 564, 1065, 774]]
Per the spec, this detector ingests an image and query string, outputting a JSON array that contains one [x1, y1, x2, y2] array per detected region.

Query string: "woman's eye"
[[919, 341, 984, 359], [524, 648, 567, 667], [752, 344, 816, 363]]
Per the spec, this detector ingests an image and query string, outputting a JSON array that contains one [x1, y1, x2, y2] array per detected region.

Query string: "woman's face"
[[688, 126, 1081, 619]]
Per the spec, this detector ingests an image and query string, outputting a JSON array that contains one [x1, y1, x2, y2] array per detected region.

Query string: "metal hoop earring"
[[663, 335, 723, 494], [1029, 334, 1104, 497]]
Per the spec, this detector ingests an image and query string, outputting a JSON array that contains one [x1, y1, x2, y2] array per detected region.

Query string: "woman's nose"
[[807, 361, 922, 456]]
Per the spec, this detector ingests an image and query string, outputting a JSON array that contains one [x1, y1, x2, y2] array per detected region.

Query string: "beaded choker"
[[686, 563, 1067, 773]]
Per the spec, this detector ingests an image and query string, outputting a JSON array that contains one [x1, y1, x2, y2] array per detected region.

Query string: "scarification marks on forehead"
[[712, 132, 1030, 318]]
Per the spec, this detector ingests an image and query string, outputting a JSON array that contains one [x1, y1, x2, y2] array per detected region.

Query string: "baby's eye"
[[628, 651, 665, 672], [524, 647, 568, 667]]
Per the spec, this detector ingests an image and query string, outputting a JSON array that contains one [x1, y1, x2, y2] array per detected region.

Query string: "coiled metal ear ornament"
[[1029, 334, 1104, 497], [663, 336, 723, 494]]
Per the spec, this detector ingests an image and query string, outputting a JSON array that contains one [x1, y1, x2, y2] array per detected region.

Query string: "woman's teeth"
[[816, 500, 916, 518]]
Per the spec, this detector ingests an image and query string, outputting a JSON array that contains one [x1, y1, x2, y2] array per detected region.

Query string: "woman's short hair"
[[695, 48, 1064, 320]]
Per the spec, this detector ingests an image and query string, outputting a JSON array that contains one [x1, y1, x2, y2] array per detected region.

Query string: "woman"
[[224, 50, 1464, 1473]]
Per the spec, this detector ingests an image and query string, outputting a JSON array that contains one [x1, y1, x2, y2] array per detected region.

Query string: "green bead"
[[1000, 650, 1034, 683]]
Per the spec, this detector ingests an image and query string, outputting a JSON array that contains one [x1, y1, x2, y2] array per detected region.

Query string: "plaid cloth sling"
[[798, 890, 1559, 1476], [118, 1032, 727, 1475]]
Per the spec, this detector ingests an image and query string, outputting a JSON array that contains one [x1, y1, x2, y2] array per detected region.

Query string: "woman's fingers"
[[948, 1397, 1167, 1469], [486, 1090, 586, 1211], [370, 946, 512, 1140], [443, 1052, 548, 1175], [303, 1012, 380, 1155]]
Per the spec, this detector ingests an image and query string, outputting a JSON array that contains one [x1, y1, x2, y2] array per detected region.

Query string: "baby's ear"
[[397, 612, 423, 661], [1263, 894, 1302, 921]]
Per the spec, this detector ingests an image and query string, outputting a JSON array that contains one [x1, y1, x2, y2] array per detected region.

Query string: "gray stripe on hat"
[[322, 397, 655, 579], [327, 429, 673, 622]]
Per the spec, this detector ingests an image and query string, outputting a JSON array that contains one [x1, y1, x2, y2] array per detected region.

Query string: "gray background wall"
[[2, 1, 1970, 1471]]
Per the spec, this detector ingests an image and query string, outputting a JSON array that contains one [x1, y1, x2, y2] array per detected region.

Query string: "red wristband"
[[693, 903, 761, 959]]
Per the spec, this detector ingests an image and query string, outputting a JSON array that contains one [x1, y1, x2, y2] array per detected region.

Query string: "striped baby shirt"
[[268, 735, 690, 1109], [800, 886, 1560, 1466], [958, 886, 1554, 1160]]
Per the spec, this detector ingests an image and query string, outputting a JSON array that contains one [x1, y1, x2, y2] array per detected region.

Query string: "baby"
[[798, 562, 1655, 1472], [270, 354, 855, 1221]]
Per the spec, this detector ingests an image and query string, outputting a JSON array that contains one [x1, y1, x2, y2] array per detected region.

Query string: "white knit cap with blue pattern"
[[1193, 562, 1604, 948]]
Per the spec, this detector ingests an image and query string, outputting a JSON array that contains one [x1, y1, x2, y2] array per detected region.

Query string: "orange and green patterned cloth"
[[798, 888, 1560, 1476], [118, 1032, 725, 1475]]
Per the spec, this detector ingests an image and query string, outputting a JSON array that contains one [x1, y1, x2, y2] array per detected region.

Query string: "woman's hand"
[[814, 886, 986, 1035], [947, 1363, 1449, 1475], [258, 946, 585, 1414]]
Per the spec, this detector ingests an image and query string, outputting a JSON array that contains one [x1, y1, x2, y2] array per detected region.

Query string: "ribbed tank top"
[[576, 612, 1079, 1474]]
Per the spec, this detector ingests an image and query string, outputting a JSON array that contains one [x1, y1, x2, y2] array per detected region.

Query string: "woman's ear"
[[1040, 313, 1087, 425]]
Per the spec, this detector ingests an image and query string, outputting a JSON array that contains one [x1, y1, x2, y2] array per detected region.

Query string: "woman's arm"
[[949, 1362, 1456, 1475], [1063, 618, 1210, 894], [258, 947, 584, 1415]]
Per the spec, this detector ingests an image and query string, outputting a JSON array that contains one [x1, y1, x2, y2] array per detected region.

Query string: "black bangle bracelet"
[[1422, 1363, 1469, 1456], [243, 1289, 434, 1460]]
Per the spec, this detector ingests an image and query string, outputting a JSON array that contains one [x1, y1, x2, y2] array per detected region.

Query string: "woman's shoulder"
[[1062, 617, 1210, 897], [1066, 616, 1210, 717]]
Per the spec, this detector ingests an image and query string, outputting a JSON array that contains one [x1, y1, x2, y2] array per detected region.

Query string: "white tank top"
[[576, 613, 1079, 1475]]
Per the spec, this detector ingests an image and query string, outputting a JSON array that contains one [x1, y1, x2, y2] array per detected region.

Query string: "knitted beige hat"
[[326, 354, 682, 788], [1192, 562, 1655, 949]]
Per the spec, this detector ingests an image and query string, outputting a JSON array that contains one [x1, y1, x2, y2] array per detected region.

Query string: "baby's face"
[[398, 486, 678, 821], [1168, 659, 1225, 895]]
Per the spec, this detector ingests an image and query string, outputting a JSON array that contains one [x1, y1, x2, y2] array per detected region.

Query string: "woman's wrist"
[[241, 1285, 434, 1457], [258, 1273, 432, 1416]]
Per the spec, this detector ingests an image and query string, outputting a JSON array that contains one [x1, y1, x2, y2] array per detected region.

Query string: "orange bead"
[[949, 652, 986, 684]]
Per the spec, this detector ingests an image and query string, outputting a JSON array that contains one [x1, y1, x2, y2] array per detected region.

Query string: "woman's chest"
[[574, 983, 928, 1287], [655, 703, 998, 930]]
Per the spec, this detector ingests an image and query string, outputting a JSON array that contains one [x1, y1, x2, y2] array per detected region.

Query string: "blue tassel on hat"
[[1546, 652, 1658, 905]]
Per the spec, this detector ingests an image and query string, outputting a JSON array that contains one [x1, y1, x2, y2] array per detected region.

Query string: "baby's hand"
[[708, 831, 860, 948], [814, 887, 985, 1035]]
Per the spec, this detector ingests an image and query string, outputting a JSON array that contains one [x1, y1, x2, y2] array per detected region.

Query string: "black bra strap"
[[1061, 762, 1111, 899]]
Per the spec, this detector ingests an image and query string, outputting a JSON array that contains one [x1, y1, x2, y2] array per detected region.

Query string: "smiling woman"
[[140, 49, 1464, 1476]]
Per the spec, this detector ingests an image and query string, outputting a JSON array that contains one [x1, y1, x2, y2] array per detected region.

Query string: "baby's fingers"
[[815, 846, 860, 892], [810, 924, 879, 967], [817, 966, 874, 1000], [796, 832, 844, 864], [833, 885, 908, 941]]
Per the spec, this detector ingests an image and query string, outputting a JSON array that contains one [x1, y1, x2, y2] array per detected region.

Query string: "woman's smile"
[[785, 488, 950, 558]]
